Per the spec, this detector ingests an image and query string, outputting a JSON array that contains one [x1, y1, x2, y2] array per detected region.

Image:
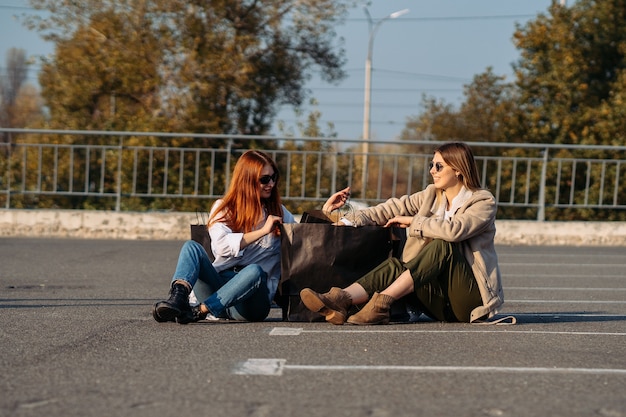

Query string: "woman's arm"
[[240, 215, 283, 249], [322, 186, 350, 213], [209, 199, 283, 257], [411, 191, 496, 242], [354, 188, 429, 226]]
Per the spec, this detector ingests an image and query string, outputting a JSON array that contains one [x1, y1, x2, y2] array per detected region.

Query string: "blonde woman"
[[301, 142, 504, 325], [153, 150, 295, 323]]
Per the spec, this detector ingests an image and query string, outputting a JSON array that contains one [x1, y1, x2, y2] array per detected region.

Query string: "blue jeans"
[[171, 240, 271, 321]]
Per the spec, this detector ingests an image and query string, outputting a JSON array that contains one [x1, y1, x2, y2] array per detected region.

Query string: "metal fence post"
[[5, 132, 11, 209], [330, 141, 337, 195], [115, 136, 123, 212], [537, 147, 549, 221], [225, 138, 233, 191]]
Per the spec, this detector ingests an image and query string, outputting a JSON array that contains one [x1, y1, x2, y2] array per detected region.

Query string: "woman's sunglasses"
[[429, 162, 445, 173], [259, 173, 278, 185]]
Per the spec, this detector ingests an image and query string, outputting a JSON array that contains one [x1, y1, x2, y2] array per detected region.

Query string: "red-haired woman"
[[153, 150, 295, 323]]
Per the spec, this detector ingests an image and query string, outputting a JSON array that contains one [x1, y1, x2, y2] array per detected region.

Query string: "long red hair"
[[209, 150, 283, 232]]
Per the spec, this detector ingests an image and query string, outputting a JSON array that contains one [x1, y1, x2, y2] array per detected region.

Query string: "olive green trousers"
[[356, 239, 482, 322]]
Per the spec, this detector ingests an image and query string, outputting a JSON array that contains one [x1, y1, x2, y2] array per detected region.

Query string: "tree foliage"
[[25, 0, 353, 136], [1, 48, 43, 134], [400, 0, 626, 221], [17, 0, 355, 211], [511, 0, 626, 145], [406, 0, 626, 148], [276, 99, 343, 213], [401, 68, 516, 144], [37, 9, 164, 132]]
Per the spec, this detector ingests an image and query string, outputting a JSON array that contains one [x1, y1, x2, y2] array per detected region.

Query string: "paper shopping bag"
[[277, 223, 393, 321], [190, 223, 215, 262]]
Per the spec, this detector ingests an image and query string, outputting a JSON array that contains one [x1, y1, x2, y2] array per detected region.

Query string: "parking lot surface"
[[1, 238, 624, 417]]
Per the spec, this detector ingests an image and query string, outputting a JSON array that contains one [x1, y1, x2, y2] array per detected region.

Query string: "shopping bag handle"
[[323, 200, 357, 225], [195, 209, 208, 225]]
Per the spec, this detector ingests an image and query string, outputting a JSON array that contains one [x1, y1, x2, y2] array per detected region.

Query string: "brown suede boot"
[[300, 287, 352, 325], [346, 292, 395, 325]]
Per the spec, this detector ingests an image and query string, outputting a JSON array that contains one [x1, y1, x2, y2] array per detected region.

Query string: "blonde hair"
[[209, 150, 282, 232], [434, 142, 482, 191]]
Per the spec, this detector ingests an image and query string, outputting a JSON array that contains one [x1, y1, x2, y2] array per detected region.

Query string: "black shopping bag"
[[278, 223, 393, 321], [190, 221, 215, 262], [300, 209, 335, 224]]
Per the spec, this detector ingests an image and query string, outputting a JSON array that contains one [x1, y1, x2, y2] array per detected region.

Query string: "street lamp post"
[[361, 7, 409, 199]]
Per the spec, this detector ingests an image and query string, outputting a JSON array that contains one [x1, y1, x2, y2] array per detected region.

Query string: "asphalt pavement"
[[1, 238, 624, 417]]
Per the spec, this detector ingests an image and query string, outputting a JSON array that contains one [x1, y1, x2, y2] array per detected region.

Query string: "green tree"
[[0, 48, 44, 209], [277, 99, 342, 213], [511, 0, 626, 146], [400, 95, 458, 142], [22, 0, 354, 211], [36, 9, 164, 133], [26, 0, 352, 136], [400, 1, 626, 221], [403, 0, 626, 147], [400, 68, 516, 144], [509, 0, 626, 220], [1, 48, 42, 135]]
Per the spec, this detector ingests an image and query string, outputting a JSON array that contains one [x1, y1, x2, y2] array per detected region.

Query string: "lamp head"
[[390, 9, 410, 19]]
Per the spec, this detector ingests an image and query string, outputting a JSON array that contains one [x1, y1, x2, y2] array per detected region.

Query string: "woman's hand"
[[239, 215, 283, 249], [241, 215, 283, 249], [262, 215, 283, 235], [384, 216, 412, 228], [323, 186, 351, 213]]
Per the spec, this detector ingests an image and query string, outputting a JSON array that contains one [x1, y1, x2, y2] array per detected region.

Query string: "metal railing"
[[1, 128, 626, 221]]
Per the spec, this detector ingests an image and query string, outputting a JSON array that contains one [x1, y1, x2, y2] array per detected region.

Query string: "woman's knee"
[[249, 264, 266, 280], [182, 239, 203, 254], [357, 257, 405, 294], [429, 238, 451, 252], [240, 264, 266, 287]]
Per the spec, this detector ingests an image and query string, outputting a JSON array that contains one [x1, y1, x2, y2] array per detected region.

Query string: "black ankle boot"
[[177, 305, 208, 324], [153, 282, 191, 323]]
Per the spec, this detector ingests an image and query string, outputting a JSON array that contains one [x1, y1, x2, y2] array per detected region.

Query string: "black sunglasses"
[[259, 173, 278, 185], [429, 161, 445, 173]]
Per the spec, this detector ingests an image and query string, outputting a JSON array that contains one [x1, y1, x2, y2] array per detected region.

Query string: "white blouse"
[[208, 199, 296, 300]]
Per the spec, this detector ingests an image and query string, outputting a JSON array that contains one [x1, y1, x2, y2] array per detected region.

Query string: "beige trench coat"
[[352, 184, 504, 322]]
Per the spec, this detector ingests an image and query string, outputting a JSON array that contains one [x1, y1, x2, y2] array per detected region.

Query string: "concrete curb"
[[1, 209, 625, 246]]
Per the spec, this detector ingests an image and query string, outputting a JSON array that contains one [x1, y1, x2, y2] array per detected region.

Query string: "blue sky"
[[0, 0, 554, 140]]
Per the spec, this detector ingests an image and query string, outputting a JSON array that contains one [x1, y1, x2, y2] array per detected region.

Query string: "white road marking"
[[269, 327, 303, 336], [501, 263, 626, 267], [233, 358, 286, 375], [508, 299, 626, 304], [233, 359, 626, 376], [507, 287, 626, 291], [269, 327, 626, 337], [505, 274, 625, 279]]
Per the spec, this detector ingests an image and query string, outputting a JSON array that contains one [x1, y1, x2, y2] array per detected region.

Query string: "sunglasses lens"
[[429, 162, 444, 172], [260, 174, 276, 184]]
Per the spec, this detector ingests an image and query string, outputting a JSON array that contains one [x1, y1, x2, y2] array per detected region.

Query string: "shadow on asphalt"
[[504, 312, 626, 324]]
